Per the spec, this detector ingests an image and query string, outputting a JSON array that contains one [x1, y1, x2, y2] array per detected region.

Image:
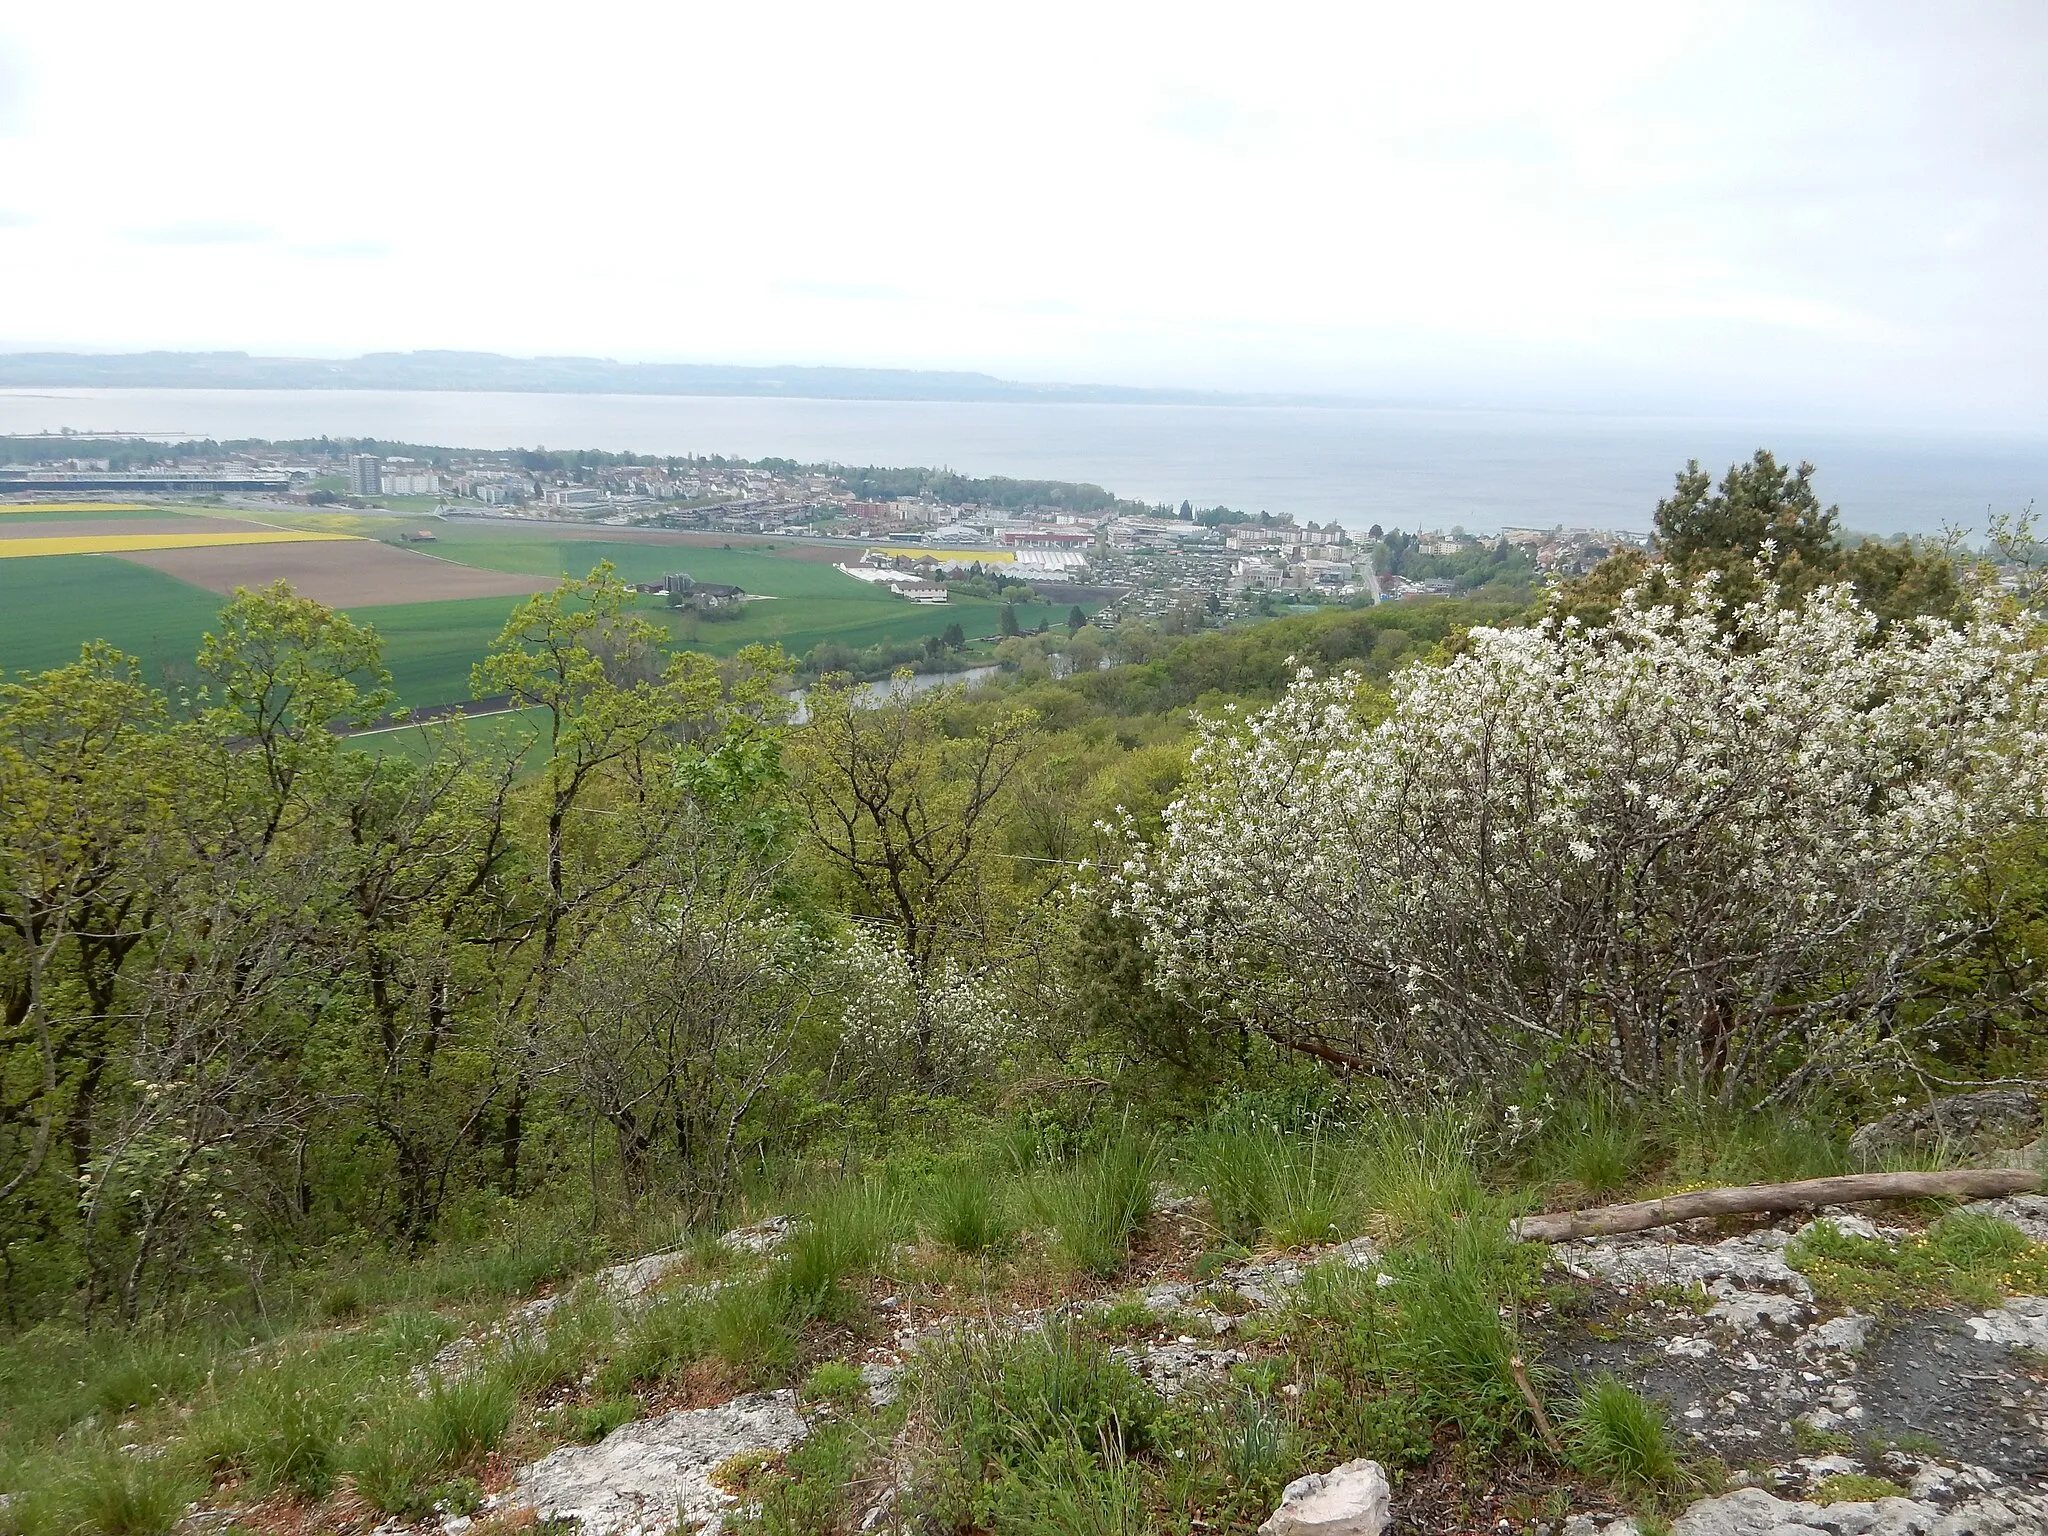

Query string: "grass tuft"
[[1790, 1212, 2048, 1311], [1181, 1111, 1360, 1249], [926, 1167, 1017, 1256], [1811, 1473, 1908, 1505], [347, 1376, 513, 1516], [1566, 1374, 1681, 1494], [1034, 1134, 1158, 1278]]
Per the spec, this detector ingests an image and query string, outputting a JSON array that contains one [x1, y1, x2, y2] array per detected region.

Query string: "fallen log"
[[1510, 1167, 2041, 1243]]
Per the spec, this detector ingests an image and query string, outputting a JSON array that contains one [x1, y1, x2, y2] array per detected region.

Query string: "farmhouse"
[[685, 582, 745, 609]]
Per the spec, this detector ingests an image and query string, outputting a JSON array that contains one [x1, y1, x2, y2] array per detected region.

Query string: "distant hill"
[[0, 350, 1342, 406]]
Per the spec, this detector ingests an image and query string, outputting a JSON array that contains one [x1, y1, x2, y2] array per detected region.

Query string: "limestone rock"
[[1798, 1311, 1878, 1356], [1670, 1484, 2048, 1536], [1258, 1458, 1391, 1536], [1848, 1089, 2042, 1161], [1559, 1227, 1813, 1302], [718, 1214, 795, 1255], [1964, 1295, 2048, 1351], [1707, 1290, 1807, 1333], [512, 1391, 807, 1536]]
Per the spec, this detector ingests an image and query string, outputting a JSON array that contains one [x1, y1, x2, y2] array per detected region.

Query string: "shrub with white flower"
[[834, 925, 1019, 1089], [1114, 577, 2048, 1106]]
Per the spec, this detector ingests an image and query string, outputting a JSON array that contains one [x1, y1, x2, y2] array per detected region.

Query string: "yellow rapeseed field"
[[0, 531, 362, 559], [870, 547, 1017, 563]]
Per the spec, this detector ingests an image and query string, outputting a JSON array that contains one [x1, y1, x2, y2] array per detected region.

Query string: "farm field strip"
[[0, 502, 160, 514], [0, 530, 361, 559]]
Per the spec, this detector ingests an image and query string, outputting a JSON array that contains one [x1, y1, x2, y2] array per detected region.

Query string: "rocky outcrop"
[[1964, 1295, 2048, 1350], [1849, 1090, 2043, 1162], [1670, 1483, 2048, 1536], [509, 1392, 807, 1536], [1257, 1459, 1391, 1536], [1554, 1224, 1814, 1301]]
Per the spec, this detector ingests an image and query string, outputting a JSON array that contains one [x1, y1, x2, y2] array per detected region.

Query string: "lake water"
[[2, 386, 2043, 539]]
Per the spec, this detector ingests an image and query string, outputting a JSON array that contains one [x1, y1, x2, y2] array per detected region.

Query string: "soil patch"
[[115, 541, 559, 607]]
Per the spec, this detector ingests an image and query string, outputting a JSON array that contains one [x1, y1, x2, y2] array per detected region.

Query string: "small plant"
[[349, 1437, 438, 1519], [1791, 1420, 1855, 1455], [1089, 1298, 1157, 1338], [725, 1421, 864, 1536], [430, 1476, 485, 1515], [495, 1294, 618, 1395], [563, 1397, 640, 1443], [1567, 1374, 1681, 1495], [83, 1341, 205, 1420], [776, 1181, 906, 1322], [190, 1368, 351, 1500], [318, 1279, 369, 1321], [710, 1448, 780, 1495], [1811, 1473, 1908, 1505], [1533, 1094, 1649, 1197], [414, 1375, 515, 1468], [595, 1291, 710, 1394], [1213, 1388, 1295, 1492], [1790, 1212, 2048, 1311], [800, 1360, 866, 1408], [1180, 1111, 1360, 1249], [347, 1375, 513, 1516], [369, 1310, 461, 1363], [905, 1314, 1162, 1517]]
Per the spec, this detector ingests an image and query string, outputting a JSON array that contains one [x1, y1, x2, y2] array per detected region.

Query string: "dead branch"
[[1510, 1167, 2041, 1243]]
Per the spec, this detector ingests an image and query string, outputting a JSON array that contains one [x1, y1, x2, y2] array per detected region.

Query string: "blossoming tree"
[[1115, 579, 2048, 1105]]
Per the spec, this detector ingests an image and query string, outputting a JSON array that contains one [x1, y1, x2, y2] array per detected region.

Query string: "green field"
[[419, 532, 870, 594], [0, 556, 228, 684], [0, 519, 1076, 709]]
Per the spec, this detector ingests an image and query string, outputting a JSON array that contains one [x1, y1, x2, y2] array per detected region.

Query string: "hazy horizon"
[[2, 3, 2044, 432]]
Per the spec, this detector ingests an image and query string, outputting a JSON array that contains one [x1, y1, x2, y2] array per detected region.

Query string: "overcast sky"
[[1, 2, 2042, 428]]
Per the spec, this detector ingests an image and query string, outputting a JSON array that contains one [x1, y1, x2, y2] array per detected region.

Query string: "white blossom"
[[1114, 579, 2048, 1104]]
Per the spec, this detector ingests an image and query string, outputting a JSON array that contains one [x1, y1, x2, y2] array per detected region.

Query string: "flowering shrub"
[[1115, 578, 2048, 1105], [835, 926, 1020, 1090]]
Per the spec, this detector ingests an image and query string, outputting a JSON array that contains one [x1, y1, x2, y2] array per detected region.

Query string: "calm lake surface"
[[2, 387, 2043, 539]]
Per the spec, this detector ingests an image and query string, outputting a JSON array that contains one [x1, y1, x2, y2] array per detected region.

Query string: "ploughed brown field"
[[112, 540, 560, 607]]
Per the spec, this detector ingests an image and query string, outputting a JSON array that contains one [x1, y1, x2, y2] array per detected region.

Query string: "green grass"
[[1811, 1474, 1908, 1505], [0, 555, 224, 684], [1033, 1134, 1158, 1278], [346, 1375, 514, 1516], [0, 518, 1070, 710], [1566, 1374, 1682, 1496], [0, 1445, 200, 1536], [924, 1166, 1017, 1256], [1790, 1210, 2048, 1310], [1180, 1111, 1363, 1249], [419, 535, 864, 594]]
